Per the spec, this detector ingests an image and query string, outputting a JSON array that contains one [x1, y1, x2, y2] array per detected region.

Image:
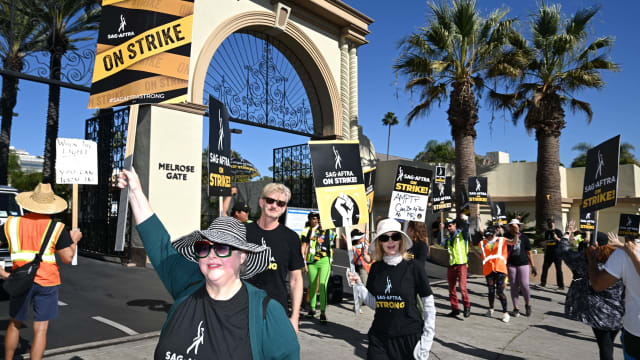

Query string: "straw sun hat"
[[172, 216, 271, 279], [15, 183, 67, 214]]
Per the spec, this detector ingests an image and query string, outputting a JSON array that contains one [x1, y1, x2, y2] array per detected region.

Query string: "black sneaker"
[[463, 307, 471, 318], [446, 309, 460, 317], [305, 310, 316, 319], [511, 308, 520, 317], [525, 305, 532, 317], [320, 313, 327, 324]]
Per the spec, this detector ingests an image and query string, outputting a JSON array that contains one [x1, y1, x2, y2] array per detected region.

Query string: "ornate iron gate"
[[273, 144, 314, 209], [79, 108, 130, 258]]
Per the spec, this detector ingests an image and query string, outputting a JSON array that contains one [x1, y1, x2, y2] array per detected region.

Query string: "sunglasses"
[[378, 232, 403, 242], [194, 241, 233, 258], [263, 196, 287, 207]]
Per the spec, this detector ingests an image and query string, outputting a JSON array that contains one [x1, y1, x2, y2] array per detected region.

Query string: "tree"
[[0, 0, 43, 185], [414, 139, 455, 163], [571, 142, 638, 167], [394, 0, 518, 215], [381, 112, 398, 160], [489, 4, 618, 231], [33, 0, 100, 184]]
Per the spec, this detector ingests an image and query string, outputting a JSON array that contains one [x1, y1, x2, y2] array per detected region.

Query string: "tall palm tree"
[[0, 0, 43, 185], [33, 0, 100, 183], [394, 0, 518, 215], [489, 4, 618, 231], [381, 111, 398, 160]]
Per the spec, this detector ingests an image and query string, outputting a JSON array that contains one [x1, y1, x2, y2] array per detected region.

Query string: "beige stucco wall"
[[144, 106, 203, 240], [188, 0, 341, 103]]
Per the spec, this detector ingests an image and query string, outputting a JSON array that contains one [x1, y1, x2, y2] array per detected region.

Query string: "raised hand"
[[335, 193, 354, 227]]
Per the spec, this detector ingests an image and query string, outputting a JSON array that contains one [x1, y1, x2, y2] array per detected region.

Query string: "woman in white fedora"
[[117, 169, 299, 359], [347, 218, 435, 360]]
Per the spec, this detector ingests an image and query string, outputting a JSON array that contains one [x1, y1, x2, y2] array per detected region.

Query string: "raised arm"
[[623, 241, 640, 276], [117, 168, 153, 225]]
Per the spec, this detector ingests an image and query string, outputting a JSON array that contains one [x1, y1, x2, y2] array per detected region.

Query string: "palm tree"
[[571, 142, 637, 167], [33, 0, 100, 184], [0, 0, 43, 185], [394, 0, 518, 215], [489, 4, 618, 231], [381, 111, 398, 160]]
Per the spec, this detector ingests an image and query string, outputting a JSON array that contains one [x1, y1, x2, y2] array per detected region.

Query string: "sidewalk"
[[34, 262, 623, 359]]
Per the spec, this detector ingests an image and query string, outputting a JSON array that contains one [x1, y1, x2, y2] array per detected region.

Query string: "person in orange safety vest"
[[0, 183, 82, 360], [473, 226, 515, 323]]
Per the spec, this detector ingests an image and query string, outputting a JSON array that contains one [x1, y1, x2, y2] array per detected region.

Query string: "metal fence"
[[273, 144, 314, 209], [78, 108, 130, 259]]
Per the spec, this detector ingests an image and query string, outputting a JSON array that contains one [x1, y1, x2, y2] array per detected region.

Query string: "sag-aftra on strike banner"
[[388, 165, 432, 221], [89, 0, 194, 108], [581, 135, 620, 213], [309, 141, 368, 229]]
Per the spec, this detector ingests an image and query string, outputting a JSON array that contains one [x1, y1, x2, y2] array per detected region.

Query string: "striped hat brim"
[[172, 217, 271, 279]]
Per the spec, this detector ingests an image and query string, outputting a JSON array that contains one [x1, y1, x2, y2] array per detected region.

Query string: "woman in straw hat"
[[117, 169, 299, 359], [347, 218, 435, 360]]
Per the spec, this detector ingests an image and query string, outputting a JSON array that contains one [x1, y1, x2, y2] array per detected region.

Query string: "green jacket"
[[137, 215, 300, 360]]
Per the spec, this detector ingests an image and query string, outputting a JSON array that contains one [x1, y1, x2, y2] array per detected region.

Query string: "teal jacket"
[[137, 215, 300, 360]]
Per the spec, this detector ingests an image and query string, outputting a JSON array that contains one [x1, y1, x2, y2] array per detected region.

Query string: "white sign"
[[387, 165, 431, 221], [285, 207, 318, 235], [55, 138, 98, 184]]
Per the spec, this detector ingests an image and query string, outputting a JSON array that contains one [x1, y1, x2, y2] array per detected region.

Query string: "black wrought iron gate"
[[78, 108, 131, 259], [273, 144, 314, 209]]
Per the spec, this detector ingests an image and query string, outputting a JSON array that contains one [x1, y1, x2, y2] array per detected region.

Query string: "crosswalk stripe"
[[91, 316, 139, 336], [58, 301, 68, 306]]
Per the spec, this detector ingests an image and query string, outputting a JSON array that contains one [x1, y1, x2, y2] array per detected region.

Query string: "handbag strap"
[[36, 221, 58, 260]]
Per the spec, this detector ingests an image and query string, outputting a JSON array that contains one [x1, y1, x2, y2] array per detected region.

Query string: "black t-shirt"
[[408, 241, 428, 264], [155, 284, 252, 360], [366, 260, 432, 337], [545, 229, 563, 249], [245, 222, 305, 311], [507, 233, 532, 266], [0, 222, 73, 250]]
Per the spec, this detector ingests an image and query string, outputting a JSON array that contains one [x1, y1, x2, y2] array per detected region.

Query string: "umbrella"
[[230, 157, 260, 182]]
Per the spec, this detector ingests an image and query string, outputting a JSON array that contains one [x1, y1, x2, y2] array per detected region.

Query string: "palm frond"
[[569, 98, 593, 123], [565, 6, 600, 40]]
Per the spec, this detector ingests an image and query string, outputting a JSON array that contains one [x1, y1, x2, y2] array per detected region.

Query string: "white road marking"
[[91, 316, 139, 336], [58, 301, 68, 306]]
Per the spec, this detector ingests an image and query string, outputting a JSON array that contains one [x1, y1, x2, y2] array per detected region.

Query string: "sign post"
[[308, 140, 368, 314], [580, 135, 620, 245], [56, 138, 98, 265], [115, 104, 138, 252]]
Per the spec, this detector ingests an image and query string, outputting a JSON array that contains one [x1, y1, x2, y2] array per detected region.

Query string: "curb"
[[23, 331, 161, 359]]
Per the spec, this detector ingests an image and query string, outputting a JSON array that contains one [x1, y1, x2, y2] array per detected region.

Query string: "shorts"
[[10, 283, 59, 322]]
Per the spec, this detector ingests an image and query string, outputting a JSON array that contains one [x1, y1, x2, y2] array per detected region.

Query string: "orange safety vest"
[[353, 246, 372, 273], [480, 237, 508, 276], [5, 214, 66, 287]]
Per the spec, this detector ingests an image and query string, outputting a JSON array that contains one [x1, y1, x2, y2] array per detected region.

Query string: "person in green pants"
[[301, 213, 335, 323]]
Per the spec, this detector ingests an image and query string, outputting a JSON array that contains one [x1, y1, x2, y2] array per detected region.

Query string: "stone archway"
[[190, 10, 342, 137]]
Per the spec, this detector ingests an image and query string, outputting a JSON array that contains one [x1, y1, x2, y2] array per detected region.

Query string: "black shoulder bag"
[[3, 222, 57, 297]]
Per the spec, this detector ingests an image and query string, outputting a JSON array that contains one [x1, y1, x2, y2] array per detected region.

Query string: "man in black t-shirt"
[[540, 218, 565, 289], [245, 183, 304, 332]]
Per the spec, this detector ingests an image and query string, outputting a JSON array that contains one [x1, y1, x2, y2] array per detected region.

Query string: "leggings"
[[308, 256, 331, 312], [486, 272, 507, 311], [622, 328, 640, 360], [592, 328, 619, 360], [507, 264, 531, 309]]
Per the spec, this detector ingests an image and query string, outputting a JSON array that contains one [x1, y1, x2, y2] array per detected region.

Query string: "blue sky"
[[6, 0, 640, 177]]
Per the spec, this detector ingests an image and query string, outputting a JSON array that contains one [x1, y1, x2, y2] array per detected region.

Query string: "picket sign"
[[115, 104, 139, 251], [56, 137, 99, 265], [343, 225, 360, 315]]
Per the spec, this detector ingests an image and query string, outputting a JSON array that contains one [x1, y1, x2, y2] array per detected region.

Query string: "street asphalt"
[[16, 258, 624, 359]]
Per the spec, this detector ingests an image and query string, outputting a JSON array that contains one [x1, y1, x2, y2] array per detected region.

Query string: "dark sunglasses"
[[194, 241, 233, 258], [378, 232, 403, 243], [263, 196, 287, 207]]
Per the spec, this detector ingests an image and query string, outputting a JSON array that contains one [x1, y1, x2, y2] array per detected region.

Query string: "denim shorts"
[[9, 283, 59, 321]]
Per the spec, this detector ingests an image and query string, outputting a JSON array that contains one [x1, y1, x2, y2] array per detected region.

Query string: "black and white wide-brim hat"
[[173, 216, 271, 279]]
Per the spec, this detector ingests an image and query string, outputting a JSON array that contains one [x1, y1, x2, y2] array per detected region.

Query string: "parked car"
[[0, 186, 24, 280]]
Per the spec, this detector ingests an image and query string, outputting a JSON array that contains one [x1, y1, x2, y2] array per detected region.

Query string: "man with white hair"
[[245, 183, 305, 332]]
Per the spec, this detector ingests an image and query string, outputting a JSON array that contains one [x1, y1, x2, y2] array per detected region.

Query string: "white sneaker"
[[502, 312, 510, 323], [486, 309, 494, 318]]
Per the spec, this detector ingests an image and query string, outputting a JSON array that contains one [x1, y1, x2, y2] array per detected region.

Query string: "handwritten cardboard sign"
[[55, 138, 98, 185]]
